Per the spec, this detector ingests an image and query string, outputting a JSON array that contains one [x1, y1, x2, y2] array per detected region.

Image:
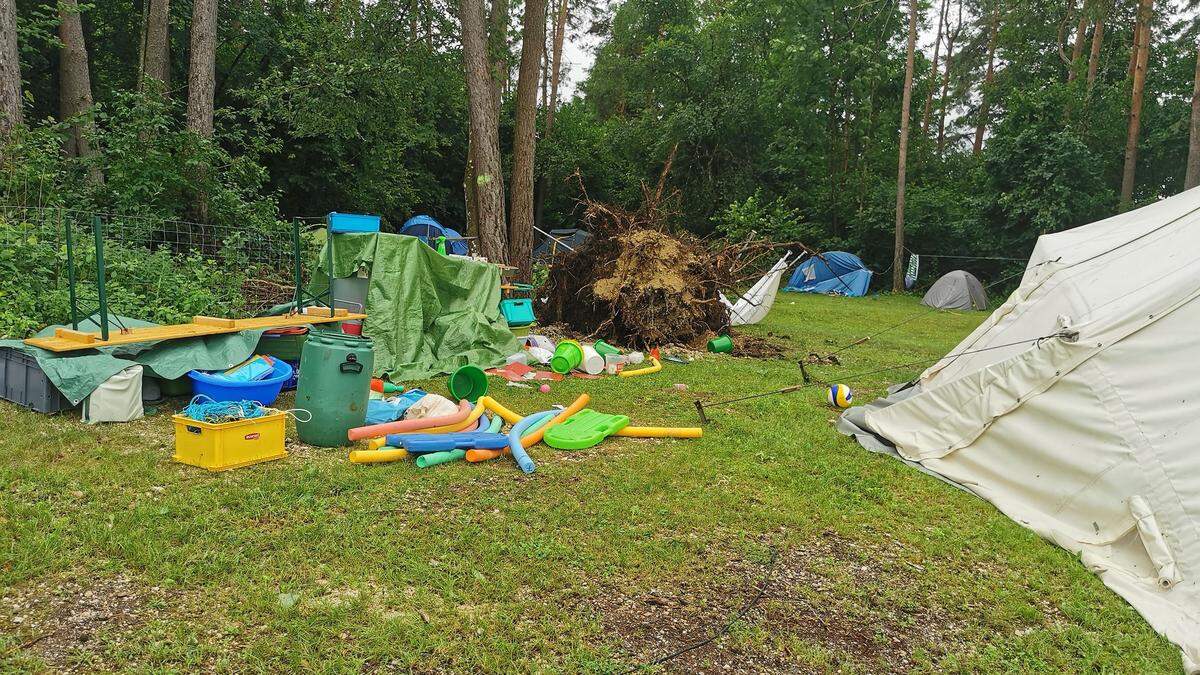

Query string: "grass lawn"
[[0, 293, 1182, 673]]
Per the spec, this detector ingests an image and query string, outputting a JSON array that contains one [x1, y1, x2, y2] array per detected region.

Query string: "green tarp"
[[317, 232, 519, 381], [0, 316, 265, 405]]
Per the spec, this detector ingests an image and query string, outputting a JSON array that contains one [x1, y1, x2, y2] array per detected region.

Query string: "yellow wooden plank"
[[24, 313, 367, 353], [193, 316, 237, 328], [54, 327, 96, 344]]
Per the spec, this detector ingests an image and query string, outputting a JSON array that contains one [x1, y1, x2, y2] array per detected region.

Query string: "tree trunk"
[[0, 0, 22, 132], [936, 1, 961, 155], [1126, 14, 1142, 83], [1185, 43, 1200, 190], [487, 0, 510, 106], [1119, 0, 1153, 210], [534, 0, 569, 230], [141, 0, 171, 95], [462, 0, 508, 263], [58, 0, 103, 184], [186, 0, 217, 138], [508, 0, 548, 281], [920, 0, 949, 134], [1086, 14, 1104, 90], [973, 13, 998, 154], [894, 0, 918, 293], [465, 139, 479, 236], [1068, 0, 1086, 82]]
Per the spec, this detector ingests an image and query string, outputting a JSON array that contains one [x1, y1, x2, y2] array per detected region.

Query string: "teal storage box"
[[500, 298, 535, 327], [328, 212, 381, 233]]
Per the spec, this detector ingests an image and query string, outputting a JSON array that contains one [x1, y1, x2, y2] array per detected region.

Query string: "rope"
[[183, 394, 313, 424], [184, 395, 266, 423], [822, 259, 1051, 359], [699, 331, 1072, 411], [905, 248, 1026, 261]]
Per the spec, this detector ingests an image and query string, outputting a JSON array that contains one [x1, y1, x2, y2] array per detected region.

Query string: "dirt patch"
[[589, 532, 951, 672], [1, 574, 175, 671], [732, 333, 793, 359]]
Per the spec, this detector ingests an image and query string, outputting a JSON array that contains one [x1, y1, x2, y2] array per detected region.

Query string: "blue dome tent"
[[399, 215, 470, 256], [783, 251, 873, 296]]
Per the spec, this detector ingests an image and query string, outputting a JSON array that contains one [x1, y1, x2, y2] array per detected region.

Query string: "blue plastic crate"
[[500, 298, 535, 327], [328, 212, 382, 233]]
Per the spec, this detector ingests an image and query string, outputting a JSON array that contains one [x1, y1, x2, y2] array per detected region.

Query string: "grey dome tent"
[[921, 270, 988, 310]]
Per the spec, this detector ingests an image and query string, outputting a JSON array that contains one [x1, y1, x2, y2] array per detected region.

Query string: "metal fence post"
[[292, 217, 304, 314], [93, 215, 109, 341], [63, 210, 79, 330]]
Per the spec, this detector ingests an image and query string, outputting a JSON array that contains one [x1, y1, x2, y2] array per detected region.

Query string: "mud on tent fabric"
[[312, 232, 519, 381], [840, 186, 1200, 672]]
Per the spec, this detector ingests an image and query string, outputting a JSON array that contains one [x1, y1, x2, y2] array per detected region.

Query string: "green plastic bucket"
[[707, 335, 733, 353], [551, 340, 583, 374], [593, 340, 621, 357], [448, 364, 489, 403]]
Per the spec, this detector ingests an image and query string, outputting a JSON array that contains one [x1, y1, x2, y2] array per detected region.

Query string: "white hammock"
[[719, 253, 792, 326]]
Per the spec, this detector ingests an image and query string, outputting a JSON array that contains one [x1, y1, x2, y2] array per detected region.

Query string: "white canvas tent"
[[843, 187, 1200, 671], [720, 253, 792, 326]]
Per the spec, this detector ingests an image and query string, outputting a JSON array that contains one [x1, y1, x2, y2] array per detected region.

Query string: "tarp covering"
[[921, 270, 988, 310], [783, 251, 872, 296], [319, 232, 519, 381], [841, 186, 1200, 672], [0, 316, 265, 405]]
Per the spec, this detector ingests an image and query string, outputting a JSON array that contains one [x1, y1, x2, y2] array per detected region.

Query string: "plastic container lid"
[[448, 364, 489, 403]]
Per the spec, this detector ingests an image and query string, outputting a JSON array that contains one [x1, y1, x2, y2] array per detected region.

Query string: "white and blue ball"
[[827, 384, 853, 409]]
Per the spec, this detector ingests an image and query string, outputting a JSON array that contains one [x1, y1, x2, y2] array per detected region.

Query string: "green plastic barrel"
[[296, 332, 374, 447]]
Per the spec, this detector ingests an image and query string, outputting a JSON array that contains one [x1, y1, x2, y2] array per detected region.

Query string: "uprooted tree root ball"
[[543, 217, 729, 349], [542, 169, 805, 350]]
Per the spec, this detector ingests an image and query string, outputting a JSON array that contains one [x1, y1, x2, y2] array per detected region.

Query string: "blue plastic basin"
[[187, 359, 293, 406]]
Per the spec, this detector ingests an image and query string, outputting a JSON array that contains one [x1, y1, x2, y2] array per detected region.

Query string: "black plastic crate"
[[0, 347, 76, 414]]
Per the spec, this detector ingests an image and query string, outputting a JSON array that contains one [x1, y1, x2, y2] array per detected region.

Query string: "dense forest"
[[1, 0, 1199, 288]]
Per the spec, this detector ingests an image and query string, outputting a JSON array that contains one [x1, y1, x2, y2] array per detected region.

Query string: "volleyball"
[[827, 384, 853, 409]]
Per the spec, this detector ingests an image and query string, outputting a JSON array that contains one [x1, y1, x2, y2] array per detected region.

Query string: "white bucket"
[[579, 345, 605, 375]]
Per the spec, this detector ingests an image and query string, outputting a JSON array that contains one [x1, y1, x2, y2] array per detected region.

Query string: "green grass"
[[0, 294, 1182, 672]]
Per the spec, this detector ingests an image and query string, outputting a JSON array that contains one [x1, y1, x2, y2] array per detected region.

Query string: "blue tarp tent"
[[783, 252, 873, 296], [398, 215, 470, 256]]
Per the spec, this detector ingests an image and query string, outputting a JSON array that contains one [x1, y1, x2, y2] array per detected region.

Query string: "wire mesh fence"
[[0, 205, 325, 339]]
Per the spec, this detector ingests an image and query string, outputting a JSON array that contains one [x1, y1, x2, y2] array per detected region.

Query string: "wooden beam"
[[25, 312, 368, 353], [193, 316, 237, 328]]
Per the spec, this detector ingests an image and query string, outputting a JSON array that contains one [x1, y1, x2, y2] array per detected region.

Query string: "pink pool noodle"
[[347, 400, 472, 441]]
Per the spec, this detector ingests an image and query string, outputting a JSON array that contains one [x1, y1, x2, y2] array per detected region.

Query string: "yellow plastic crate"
[[172, 411, 288, 471]]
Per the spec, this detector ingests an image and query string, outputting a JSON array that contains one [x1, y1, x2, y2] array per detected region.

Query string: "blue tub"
[[187, 359, 294, 406]]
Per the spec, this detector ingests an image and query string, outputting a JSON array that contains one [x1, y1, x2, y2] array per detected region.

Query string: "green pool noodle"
[[416, 449, 467, 468], [487, 414, 503, 433]]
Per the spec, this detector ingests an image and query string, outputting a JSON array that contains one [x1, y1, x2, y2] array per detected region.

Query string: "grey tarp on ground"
[[920, 270, 988, 310], [0, 315, 265, 405]]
